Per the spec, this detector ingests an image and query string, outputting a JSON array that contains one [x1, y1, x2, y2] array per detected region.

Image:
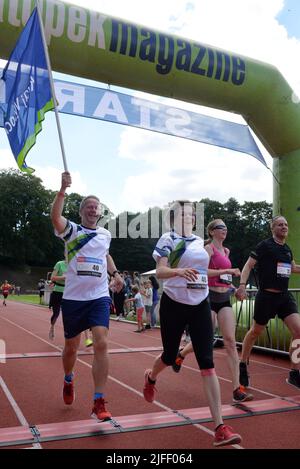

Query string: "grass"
[[8, 294, 45, 305]]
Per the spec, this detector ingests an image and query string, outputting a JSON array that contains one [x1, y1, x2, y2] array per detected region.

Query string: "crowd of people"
[[109, 271, 160, 332], [3, 172, 300, 448]]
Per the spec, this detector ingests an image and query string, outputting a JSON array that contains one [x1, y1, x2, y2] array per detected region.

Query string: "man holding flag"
[[51, 171, 123, 421], [1, 5, 54, 172]]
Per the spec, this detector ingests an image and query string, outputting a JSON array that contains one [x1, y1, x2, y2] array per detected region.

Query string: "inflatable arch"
[[1, 0, 300, 274]]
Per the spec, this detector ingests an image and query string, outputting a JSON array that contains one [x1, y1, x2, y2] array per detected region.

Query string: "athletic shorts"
[[254, 290, 298, 326], [50, 291, 63, 310], [3, 292, 8, 299], [209, 290, 231, 314], [61, 296, 112, 339]]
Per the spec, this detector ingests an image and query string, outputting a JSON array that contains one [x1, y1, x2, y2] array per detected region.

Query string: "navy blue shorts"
[[61, 297, 112, 339]]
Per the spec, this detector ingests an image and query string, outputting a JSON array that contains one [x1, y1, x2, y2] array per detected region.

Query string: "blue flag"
[[1, 7, 54, 173]]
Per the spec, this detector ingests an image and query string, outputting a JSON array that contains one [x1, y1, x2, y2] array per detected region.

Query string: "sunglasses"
[[212, 225, 227, 230]]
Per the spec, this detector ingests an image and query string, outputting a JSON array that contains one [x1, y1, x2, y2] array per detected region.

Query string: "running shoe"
[[172, 350, 184, 373], [213, 424, 242, 447], [239, 361, 249, 387], [233, 385, 253, 403], [143, 369, 157, 402], [91, 397, 112, 421], [286, 370, 300, 389], [85, 338, 93, 347], [63, 380, 75, 405]]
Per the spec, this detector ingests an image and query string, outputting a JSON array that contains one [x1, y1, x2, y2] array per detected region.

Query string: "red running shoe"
[[143, 369, 157, 403], [213, 424, 242, 447], [63, 380, 75, 405], [91, 397, 112, 421]]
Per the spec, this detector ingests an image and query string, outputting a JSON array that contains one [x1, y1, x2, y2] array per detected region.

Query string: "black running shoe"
[[286, 370, 300, 389], [172, 351, 184, 373], [239, 362, 249, 387], [233, 386, 253, 403]]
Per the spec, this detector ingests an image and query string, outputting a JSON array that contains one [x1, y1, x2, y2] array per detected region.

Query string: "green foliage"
[[0, 169, 272, 274], [200, 197, 272, 269]]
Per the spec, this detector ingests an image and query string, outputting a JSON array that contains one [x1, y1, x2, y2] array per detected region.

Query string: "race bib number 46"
[[76, 257, 103, 277]]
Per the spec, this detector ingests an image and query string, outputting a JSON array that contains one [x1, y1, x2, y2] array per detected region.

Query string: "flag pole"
[[35, 0, 69, 172]]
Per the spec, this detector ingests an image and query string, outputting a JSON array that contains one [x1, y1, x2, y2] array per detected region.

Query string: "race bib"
[[219, 273, 232, 285], [277, 262, 291, 278], [76, 257, 103, 277], [187, 269, 208, 289]]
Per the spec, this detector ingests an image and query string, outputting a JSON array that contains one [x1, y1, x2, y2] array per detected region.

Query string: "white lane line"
[[0, 314, 290, 401], [1, 304, 293, 370], [0, 376, 42, 449], [75, 355, 244, 450], [0, 316, 63, 352], [1, 315, 242, 449]]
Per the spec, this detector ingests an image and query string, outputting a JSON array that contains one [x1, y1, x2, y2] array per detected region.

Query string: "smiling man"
[[236, 216, 300, 390], [51, 172, 123, 421]]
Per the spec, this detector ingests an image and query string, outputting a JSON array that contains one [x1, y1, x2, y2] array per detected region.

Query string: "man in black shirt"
[[236, 216, 300, 389]]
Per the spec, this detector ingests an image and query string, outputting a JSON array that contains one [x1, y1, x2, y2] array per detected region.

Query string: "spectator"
[[125, 285, 145, 332], [149, 275, 160, 328], [141, 280, 153, 329], [37, 279, 45, 305]]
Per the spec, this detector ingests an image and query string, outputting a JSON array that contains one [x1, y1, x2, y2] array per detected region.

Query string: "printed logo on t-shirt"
[[76, 257, 103, 277]]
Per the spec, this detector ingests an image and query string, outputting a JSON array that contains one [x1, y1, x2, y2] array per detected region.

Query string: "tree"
[[0, 169, 62, 266]]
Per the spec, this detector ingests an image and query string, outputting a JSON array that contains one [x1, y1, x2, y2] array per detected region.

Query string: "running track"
[[1, 300, 300, 455]]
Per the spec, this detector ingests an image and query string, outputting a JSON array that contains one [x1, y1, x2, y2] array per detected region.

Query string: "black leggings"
[[159, 292, 214, 370], [50, 291, 63, 324]]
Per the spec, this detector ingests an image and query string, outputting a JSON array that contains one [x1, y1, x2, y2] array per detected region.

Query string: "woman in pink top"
[[172, 219, 253, 403]]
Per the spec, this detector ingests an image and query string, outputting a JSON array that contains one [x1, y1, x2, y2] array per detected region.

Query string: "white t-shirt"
[[153, 231, 209, 305], [134, 292, 144, 309], [143, 287, 153, 306], [56, 221, 111, 301]]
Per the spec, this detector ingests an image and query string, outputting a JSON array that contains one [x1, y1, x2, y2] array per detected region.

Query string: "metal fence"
[[215, 288, 300, 357]]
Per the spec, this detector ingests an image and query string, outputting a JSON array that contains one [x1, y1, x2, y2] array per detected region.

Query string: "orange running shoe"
[[91, 397, 112, 421]]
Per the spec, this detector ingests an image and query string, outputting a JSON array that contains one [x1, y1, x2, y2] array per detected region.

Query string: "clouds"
[[117, 127, 272, 213], [33, 165, 88, 195], [0, 0, 298, 214]]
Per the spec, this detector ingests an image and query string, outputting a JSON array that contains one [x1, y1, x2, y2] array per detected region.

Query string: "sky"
[[1, 0, 300, 216]]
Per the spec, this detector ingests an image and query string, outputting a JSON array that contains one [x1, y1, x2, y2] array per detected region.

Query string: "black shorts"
[[50, 291, 63, 311], [209, 290, 231, 314], [254, 290, 298, 326]]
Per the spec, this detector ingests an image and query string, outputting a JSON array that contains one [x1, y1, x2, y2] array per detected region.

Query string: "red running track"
[[1, 300, 300, 451]]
